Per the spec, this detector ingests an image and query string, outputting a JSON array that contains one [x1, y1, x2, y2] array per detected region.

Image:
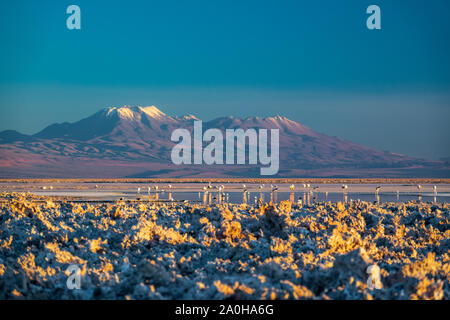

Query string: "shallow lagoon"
[[3, 182, 449, 204]]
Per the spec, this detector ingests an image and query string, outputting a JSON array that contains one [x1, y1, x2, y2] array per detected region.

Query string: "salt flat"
[[0, 191, 448, 300]]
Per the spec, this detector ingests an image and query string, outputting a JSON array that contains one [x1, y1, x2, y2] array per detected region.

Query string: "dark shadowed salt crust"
[[0, 192, 448, 300]]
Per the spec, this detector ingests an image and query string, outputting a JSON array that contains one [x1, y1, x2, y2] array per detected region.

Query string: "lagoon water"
[[3, 182, 449, 204]]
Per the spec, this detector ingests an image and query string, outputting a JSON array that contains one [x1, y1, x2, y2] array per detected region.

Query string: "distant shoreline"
[[1, 178, 450, 184]]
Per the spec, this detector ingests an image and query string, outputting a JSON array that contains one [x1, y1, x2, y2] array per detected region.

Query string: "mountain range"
[[0, 106, 448, 178]]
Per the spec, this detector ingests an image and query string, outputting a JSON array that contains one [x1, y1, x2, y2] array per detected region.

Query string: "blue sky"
[[0, 0, 449, 159]]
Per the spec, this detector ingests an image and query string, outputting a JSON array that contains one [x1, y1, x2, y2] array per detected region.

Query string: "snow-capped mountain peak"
[[139, 106, 166, 119], [105, 105, 167, 120]]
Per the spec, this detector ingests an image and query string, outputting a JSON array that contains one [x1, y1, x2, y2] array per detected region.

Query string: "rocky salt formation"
[[0, 192, 448, 300]]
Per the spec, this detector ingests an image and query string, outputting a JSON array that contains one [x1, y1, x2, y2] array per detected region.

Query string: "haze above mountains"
[[0, 106, 448, 178]]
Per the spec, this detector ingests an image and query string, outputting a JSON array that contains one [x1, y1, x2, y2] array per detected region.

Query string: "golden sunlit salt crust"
[[0, 192, 448, 300]]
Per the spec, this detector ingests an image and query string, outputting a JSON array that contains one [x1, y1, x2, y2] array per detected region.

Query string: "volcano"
[[0, 106, 447, 178]]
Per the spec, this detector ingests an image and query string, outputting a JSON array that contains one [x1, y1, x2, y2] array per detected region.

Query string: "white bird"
[[303, 184, 307, 188], [203, 186, 207, 191], [155, 185, 159, 191], [375, 186, 381, 194], [306, 184, 311, 188], [342, 184, 348, 191], [259, 184, 263, 189], [168, 184, 172, 189], [242, 184, 246, 189], [137, 187, 141, 194], [417, 185, 422, 192], [290, 184, 295, 191], [433, 185, 437, 194], [148, 187, 151, 195]]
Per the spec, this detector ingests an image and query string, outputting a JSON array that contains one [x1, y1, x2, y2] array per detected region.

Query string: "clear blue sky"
[[0, 0, 449, 159]]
